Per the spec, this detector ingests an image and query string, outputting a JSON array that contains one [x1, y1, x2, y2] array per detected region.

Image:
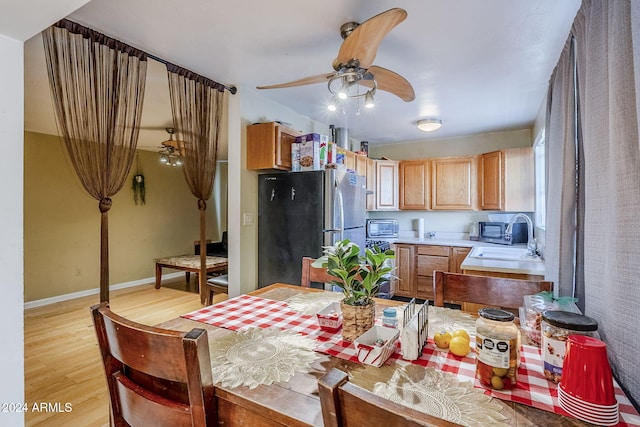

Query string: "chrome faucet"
[[506, 213, 538, 257]]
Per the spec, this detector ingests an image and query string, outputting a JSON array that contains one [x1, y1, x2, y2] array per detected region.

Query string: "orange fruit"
[[449, 336, 471, 356]]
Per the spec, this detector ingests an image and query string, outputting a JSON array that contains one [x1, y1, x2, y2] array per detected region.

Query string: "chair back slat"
[[91, 302, 216, 427], [433, 271, 553, 313], [301, 257, 335, 288], [318, 368, 461, 426]]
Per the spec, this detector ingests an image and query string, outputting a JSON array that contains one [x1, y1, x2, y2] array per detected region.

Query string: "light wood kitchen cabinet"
[[246, 122, 301, 170], [478, 150, 503, 210], [394, 243, 475, 300], [450, 247, 471, 273], [355, 153, 368, 176], [478, 147, 534, 211], [431, 156, 477, 210], [344, 150, 356, 171], [394, 244, 415, 298], [399, 160, 430, 210], [366, 158, 377, 211], [375, 159, 399, 211], [416, 245, 450, 300]]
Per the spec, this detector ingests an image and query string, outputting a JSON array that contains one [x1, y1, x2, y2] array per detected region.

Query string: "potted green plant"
[[313, 239, 395, 341]]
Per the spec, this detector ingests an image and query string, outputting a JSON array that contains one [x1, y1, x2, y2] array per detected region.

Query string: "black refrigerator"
[[258, 169, 367, 288]]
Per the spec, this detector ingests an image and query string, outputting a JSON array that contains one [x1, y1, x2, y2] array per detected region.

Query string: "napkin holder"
[[401, 299, 429, 360]]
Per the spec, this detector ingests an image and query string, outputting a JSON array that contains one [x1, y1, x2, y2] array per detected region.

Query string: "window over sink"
[[534, 130, 546, 230]]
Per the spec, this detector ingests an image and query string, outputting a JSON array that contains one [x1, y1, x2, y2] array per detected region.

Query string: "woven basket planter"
[[340, 300, 376, 342]]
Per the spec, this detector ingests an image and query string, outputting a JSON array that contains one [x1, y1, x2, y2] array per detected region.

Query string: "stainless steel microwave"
[[478, 221, 527, 245], [366, 219, 399, 239]]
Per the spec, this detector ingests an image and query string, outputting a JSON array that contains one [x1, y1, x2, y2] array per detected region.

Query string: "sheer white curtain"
[[548, 0, 640, 407]]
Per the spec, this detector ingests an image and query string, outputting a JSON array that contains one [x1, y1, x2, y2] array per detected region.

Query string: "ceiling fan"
[[256, 8, 415, 103], [158, 127, 184, 166]]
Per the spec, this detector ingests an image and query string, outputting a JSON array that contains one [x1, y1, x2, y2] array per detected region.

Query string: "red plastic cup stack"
[[557, 335, 619, 425]]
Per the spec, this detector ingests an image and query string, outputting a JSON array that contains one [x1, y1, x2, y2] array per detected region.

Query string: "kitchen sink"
[[468, 246, 543, 262]]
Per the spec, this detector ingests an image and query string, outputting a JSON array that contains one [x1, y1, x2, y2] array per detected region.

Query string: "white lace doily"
[[285, 291, 344, 315], [351, 364, 508, 427], [210, 327, 318, 389]]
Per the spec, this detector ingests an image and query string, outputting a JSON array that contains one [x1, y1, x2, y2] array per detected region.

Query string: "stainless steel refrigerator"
[[258, 169, 367, 288]]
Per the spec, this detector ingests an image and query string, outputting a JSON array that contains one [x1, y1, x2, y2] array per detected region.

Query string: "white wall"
[[231, 87, 334, 295], [0, 33, 25, 426]]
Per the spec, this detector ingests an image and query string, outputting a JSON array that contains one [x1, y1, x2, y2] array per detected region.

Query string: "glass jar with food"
[[541, 310, 599, 383], [475, 308, 520, 390]]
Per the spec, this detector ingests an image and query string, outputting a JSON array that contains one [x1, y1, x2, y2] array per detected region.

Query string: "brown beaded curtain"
[[43, 19, 147, 302], [166, 64, 224, 304]]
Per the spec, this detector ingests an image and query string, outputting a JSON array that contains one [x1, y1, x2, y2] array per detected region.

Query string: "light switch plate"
[[243, 212, 254, 226]]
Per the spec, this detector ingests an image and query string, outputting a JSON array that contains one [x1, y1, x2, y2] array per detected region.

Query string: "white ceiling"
[[22, 0, 581, 150]]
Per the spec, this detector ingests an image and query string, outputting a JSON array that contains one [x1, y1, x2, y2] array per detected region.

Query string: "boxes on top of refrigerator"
[[295, 133, 329, 171]]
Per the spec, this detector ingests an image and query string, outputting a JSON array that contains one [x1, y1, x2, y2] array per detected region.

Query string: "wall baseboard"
[[24, 272, 184, 310]]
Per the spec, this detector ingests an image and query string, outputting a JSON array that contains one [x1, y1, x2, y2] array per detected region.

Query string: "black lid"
[[542, 310, 598, 331], [478, 308, 514, 322]]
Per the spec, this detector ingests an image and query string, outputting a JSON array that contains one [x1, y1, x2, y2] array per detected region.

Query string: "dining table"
[[159, 283, 640, 427]]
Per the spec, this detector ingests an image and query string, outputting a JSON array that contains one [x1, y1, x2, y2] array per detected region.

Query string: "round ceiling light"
[[417, 118, 442, 132]]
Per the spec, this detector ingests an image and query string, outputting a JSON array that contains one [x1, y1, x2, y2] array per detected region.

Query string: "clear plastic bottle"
[[382, 307, 398, 328], [475, 308, 520, 390]]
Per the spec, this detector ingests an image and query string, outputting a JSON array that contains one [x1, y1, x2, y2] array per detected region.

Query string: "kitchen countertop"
[[460, 254, 545, 276], [394, 237, 482, 247], [392, 237, 545, 276]]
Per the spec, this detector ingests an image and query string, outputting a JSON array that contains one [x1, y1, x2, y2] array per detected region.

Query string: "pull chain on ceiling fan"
[[256, 8, 415, 111]]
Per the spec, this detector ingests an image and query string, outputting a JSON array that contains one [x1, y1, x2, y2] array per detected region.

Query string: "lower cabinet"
[[394, 244, 415, 297], [416, 245, 449, 300], [395, 244, 472, 300], [450, 247, 471, 273]]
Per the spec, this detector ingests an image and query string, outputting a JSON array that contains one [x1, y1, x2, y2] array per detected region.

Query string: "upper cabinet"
[[479, 147, 534, 211], [355, 153, 368, 176], [431, 156, 477, 210], [375, 160, 399, 211], [247, 122, 301, 171], [366, 158, 377, 211], [399, 160, 430, 210]]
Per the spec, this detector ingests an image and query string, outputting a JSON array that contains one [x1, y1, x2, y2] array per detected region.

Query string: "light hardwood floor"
[[24, 278, 226, 427]]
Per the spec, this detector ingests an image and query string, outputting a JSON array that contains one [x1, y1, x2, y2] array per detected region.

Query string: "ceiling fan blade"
[[257, 72, 335, 89], [333, 8, 407, 71], [359, 66, 415, 102]]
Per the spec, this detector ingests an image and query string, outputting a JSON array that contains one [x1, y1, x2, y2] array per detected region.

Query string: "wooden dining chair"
[[301, 256, 335, 288], [318, 368, 461, 427], [433, 270, 553, 315], [91, 302, 217, 427]]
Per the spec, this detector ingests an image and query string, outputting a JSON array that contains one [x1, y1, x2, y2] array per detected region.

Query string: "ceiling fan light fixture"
[[417, 118, 442, 132], [328, 96, 339, 111], [337, 82, 349, 100], [364, 90, 375, 109]]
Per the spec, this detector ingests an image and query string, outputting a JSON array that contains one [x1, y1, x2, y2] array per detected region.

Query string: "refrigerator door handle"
[[323, 229, 342, 246], [335, 179, 344, 241]]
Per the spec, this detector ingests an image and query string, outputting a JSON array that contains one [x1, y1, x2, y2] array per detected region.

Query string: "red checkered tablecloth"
[[182, 294, 640, 426]]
